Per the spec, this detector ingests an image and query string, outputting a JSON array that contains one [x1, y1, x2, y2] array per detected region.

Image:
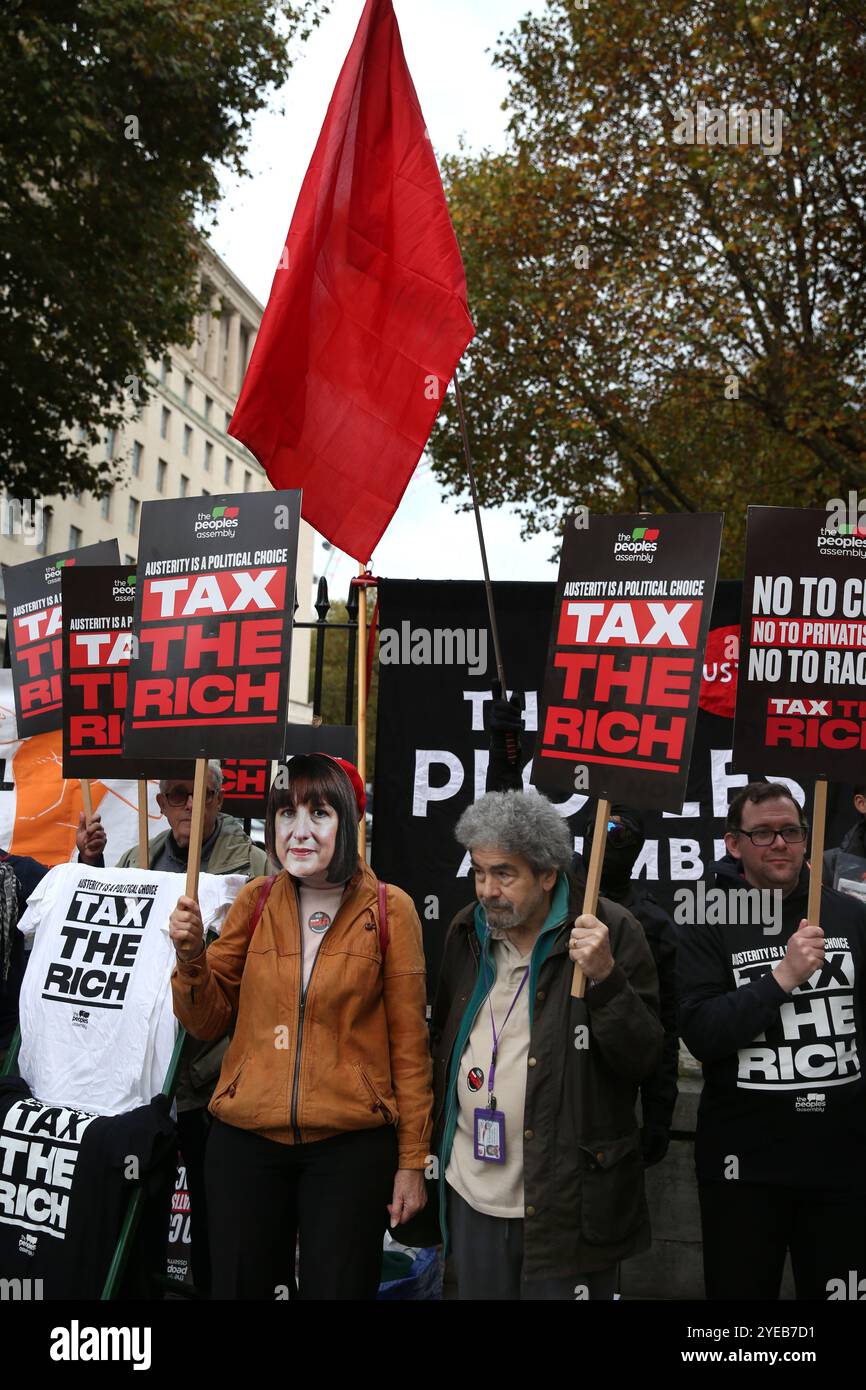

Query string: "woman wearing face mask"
[[168, 754, 432, 1300]]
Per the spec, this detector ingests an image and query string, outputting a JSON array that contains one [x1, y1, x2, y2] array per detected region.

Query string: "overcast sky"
[[208, 0, 557, 603]]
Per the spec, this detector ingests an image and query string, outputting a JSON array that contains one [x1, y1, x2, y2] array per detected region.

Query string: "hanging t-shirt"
[[298, 883, 346, 993], [0, 1074, 176, 1299], [16, 865, 243, 1116], [446, 933, 531, 1218]]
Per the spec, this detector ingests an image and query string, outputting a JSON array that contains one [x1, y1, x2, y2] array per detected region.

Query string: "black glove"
[[640, 1125, 670, 1167], [487, 680, 524, 791]]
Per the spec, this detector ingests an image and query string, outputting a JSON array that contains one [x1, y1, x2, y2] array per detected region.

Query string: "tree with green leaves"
[[430, 0, 866, 571], [0, 0, 328, 500]]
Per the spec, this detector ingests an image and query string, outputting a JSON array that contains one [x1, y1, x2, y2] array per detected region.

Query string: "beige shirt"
[[445, 934, 531, 1218], [298, 883, 345, 992]]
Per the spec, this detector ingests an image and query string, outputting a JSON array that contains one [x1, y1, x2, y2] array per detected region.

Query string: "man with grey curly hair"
[[415, 788, 662, 1301]]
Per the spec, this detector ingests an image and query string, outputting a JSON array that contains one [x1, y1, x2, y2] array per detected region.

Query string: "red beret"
[[318, 754, 366, 819]]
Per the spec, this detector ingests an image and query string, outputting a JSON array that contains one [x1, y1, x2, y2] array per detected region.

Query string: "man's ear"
[[724, 831, 742, 862], [854, 793, 866, 818], [156, 794, 166, 815], [540, 867, 558, 893]]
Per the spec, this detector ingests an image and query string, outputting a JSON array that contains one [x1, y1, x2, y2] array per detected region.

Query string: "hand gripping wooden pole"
[[572, 798, 611, 999], [137, 781, 149, 870], [807, 777, 828, 928], [184, 758, 208, 900]]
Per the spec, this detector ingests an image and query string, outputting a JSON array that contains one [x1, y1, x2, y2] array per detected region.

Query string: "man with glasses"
[[115, 760, 267, 1295], [677, 780, 866, 1299]]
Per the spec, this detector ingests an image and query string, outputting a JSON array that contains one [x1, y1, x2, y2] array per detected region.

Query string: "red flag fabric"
[[229, 0, 475, 564]]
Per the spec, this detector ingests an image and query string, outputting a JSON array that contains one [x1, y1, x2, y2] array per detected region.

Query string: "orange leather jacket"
[[171, 862, 433, 1168]]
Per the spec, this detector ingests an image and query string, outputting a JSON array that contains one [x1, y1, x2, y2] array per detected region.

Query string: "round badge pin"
[[308, 911, 332, 933], [467, 1066, 485, 1092]]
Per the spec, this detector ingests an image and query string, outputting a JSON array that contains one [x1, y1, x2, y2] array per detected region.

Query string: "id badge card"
[[474, 1108, 506, 1164]]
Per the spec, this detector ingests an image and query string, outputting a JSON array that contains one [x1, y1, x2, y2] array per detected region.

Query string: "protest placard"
[[2, 541, 119, 736]]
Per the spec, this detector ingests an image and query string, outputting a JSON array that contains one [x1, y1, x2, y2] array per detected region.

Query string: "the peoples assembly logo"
[[18, 1232, 38, 1258], [613, 526, 660, 565], [45, 556, 76, 584], [817, 523, 866, 560], [194, 504, 240, 540], [111, 574, 136, 601], [795, 1092, 826, 1114], [71, 1009, 90, 1029]]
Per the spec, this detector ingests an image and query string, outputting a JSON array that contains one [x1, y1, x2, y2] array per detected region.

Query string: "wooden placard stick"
[[137, 780, 149, 870], [806, 777, 828, 928], [80, 779, 93, 821], [571, 797, 611, 999], [184, 758, 208, 900]]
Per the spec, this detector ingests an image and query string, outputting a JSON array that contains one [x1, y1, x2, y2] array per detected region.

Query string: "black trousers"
[[177, 1107, 212, 1296], [205, 1117, 398, 1300], [699, 1180, 866, 1300]]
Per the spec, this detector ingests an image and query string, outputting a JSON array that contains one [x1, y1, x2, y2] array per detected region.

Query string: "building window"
[[240, 325, 249, 371], [100, 489, 112, 521], [125, 554, 136, 566], [132, 441, 142, 476], [160, 355, 171, 386], [243, 471, 252, 493], [128, 498, 140, 534], [157, 459, 167, 493], [72, 489, 83, 504], [160, 407, 170, 440], [77, 425, 88, 443], [204, 396, 213, 423], [183, 377, 192, 404], [106, 428, 116, 460], [180, 474, 189, 497], [224, 457, 233, 487], [204, 441, 212, 472], [183, 424, 192, 457], [69, 525, 83, 550], [224, 411, 232, 432], [202, 488, 210, 497], [36, 507, 53, 556]]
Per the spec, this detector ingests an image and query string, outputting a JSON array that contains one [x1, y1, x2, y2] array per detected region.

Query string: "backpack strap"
[[248, 874, 278, 941], [377, 880, 389, 961]]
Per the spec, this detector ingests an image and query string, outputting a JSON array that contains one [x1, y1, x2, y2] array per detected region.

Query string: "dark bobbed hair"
[[266, 754, 359, 884], [726, 781, 808, 835]]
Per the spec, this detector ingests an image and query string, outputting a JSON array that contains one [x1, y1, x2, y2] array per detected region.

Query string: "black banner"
[[1, 540, 119, 736], [371, 580, 853, 990], [733, 506, 866, 780], [123, 492, 301, 759], [532, 512, 723, 812]]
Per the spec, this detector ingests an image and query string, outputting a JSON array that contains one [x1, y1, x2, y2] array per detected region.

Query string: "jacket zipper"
[[288, 878, 355, 1142]]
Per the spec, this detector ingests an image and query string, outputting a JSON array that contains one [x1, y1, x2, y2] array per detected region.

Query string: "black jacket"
[[677, 855, 866, 1189], [0, 852, 50, 1051], [417, 874, 663, 1278]]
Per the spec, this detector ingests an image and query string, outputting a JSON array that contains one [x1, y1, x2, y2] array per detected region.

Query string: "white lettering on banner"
[[413, 752, 464, 816], [0, 1100, 97, 1239], [14, 606, 63, 643], [462, 690, 539, 734], [733, 949, 860, 1091], [565, 600, 695, 646], [147, 570, 278, 618], [73, 632, 133, 666]]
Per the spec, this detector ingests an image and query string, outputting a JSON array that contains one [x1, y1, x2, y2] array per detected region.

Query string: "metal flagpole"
[[452, 370, 507, 695]]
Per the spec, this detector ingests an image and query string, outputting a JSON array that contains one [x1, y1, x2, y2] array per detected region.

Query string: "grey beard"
[[483, 909, 524, 939]]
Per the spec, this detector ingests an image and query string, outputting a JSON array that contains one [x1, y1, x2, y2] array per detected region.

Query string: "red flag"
[[229, 0, 475, 564]]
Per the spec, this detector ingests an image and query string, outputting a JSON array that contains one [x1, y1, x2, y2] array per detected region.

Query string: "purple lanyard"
[[486, 968, 529, 1107]]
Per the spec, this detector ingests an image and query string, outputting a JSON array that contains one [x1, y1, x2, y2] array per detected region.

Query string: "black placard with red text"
[[122, 493, 301, 759], [732, 506, 866, 780], [532, 513, 723, 813], [2, 541, 120, 736], [61, 566, 171, 779]]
